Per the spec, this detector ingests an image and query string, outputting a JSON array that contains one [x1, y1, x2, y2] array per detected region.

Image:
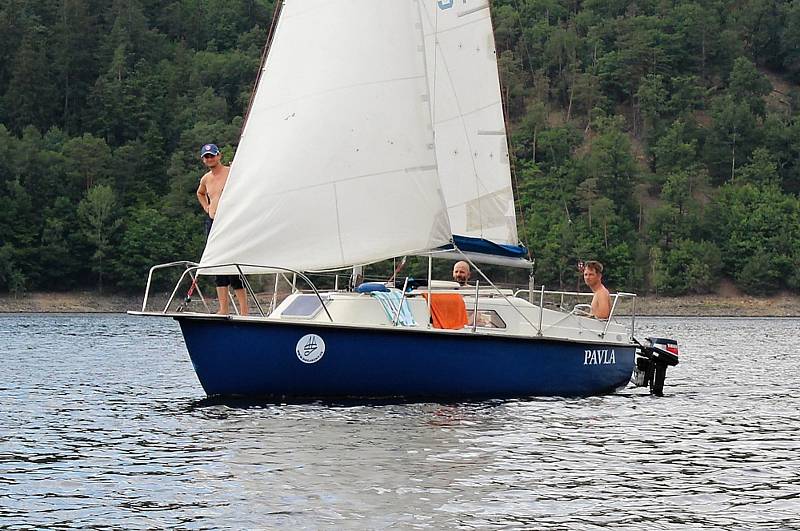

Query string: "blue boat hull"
[[176, 316, 635, 399]]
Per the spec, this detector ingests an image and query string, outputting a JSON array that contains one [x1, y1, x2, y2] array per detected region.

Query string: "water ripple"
[[1, 314, 799, 529]]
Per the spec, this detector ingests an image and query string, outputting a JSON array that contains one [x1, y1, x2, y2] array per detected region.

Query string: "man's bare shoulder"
[[201, 166, 230, 181], [198, 171, 217, 189]]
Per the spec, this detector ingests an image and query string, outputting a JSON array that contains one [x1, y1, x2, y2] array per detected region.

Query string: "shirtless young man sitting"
[[195, 143, 248, 316], [582, 260, 611, 319]]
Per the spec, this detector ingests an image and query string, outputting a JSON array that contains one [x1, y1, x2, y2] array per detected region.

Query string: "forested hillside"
[[1, 0, 798, 296]]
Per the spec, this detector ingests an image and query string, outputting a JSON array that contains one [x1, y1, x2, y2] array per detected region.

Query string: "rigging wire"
[[490, 0, 530, 258], [430, 2, 499, 238], [239, 0, 283, 137]]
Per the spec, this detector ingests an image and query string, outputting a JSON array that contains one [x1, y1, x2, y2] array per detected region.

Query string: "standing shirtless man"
[[196, 143, 248, 316], [583, 260, 611, 319]]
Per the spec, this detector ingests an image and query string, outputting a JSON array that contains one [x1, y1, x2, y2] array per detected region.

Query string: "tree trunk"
[[638, 203, 643, 233], [701, 29, 707, 81], [566, 72, 574, 122]]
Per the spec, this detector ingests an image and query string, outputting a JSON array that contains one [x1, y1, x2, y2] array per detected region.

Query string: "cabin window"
[[466, 309, 506, 329], [281, 294, 325, 318]]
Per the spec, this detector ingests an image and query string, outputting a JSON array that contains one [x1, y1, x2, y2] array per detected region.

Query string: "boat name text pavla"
[[584, 349, 616, 365]]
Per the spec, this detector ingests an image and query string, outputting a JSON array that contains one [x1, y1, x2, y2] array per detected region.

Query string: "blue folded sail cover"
[[450, 235, 529, 259], [355, 282, 390, 293]]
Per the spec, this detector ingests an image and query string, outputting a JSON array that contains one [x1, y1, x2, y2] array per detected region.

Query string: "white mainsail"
[[421, 0, 519, 246], [200, 0, 452, 273]]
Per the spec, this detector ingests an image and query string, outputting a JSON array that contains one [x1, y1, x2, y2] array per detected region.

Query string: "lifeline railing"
[[438, 249, 636, 339], [139, 261, 334, 322], [140, 261, 637, 339], [512, 287, 638, 338]]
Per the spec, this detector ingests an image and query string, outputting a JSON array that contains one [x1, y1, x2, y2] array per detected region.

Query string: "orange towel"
[[422, 293, 468, 329]]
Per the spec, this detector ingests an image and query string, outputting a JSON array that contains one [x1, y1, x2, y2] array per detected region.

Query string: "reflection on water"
[[1, 314, 799, 528]]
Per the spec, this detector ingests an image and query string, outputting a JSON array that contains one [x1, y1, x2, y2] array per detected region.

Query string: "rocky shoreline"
[[1, 291, 799, 317]]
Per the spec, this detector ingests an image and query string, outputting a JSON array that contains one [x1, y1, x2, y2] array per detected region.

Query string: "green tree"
[[0, 1, 29, 100], [646, 204, 690, 250], [497, 50, 528, 119], [52, 0, 99, 133], [570, 72, 606, 120], [733, 0, 785, 67], [112, 206, 203, 291], [636, 74, 668, 138], [584, 115, 638, 216], [4, 33, 60, 132], [737, 147, 780, 186], [192, 49, 261, 118], [492, 4, 521, 52], [591, 196, 616, 249], [595, 16, 676, 105], [63, 133, 113, 194], [576, 177, 600, 228], [36, 196, 87, 290], [705, 95, 759, 183], [14, 126, 70, 207], [517, 100, 548, 163], [666, 76, 705, 118], [669, 3, 720, 80], [782, 0, 800, 81], [0, 243, 27, 297], [728, 57, 771, 118], [78, 184, 121, 291], [661, 171, 692, 215], [651, 119, 699, 191], [737, 253, 785, 295], [709, 182, 800, 293], [0, 178, 37, 251], [652, 239, 721, 295]]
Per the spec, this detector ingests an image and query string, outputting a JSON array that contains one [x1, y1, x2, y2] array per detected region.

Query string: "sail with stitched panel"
[[200, 0, 452, 274]]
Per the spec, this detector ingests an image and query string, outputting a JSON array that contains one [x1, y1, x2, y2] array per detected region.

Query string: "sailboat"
[[131, 0, 679, 399]]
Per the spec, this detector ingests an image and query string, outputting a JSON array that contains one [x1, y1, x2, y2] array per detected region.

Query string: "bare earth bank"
[[1, 291, 799, 317]]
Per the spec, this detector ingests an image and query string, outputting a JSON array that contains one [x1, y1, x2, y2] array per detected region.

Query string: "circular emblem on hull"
[[296, 334, 325, 364]]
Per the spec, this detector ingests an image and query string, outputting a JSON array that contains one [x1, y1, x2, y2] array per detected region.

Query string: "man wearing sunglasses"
[[196, 143, 249, 316]]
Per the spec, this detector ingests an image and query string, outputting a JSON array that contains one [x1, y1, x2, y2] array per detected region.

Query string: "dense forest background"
[[0, 0, 798, 297]]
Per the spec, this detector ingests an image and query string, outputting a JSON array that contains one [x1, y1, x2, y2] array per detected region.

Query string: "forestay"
[[200, 0, 452, 274], [421, 0, 520, 246]]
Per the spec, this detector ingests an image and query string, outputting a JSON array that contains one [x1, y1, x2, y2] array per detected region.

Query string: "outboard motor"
[[632, 337, 679, 396]]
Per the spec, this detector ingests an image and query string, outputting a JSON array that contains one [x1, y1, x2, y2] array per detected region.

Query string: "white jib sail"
[[421, 0, 519, 245], [199, 0, 452, 274]]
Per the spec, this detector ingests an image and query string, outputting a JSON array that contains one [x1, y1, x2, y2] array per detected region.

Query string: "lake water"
[[1, 314, 799, 529]]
